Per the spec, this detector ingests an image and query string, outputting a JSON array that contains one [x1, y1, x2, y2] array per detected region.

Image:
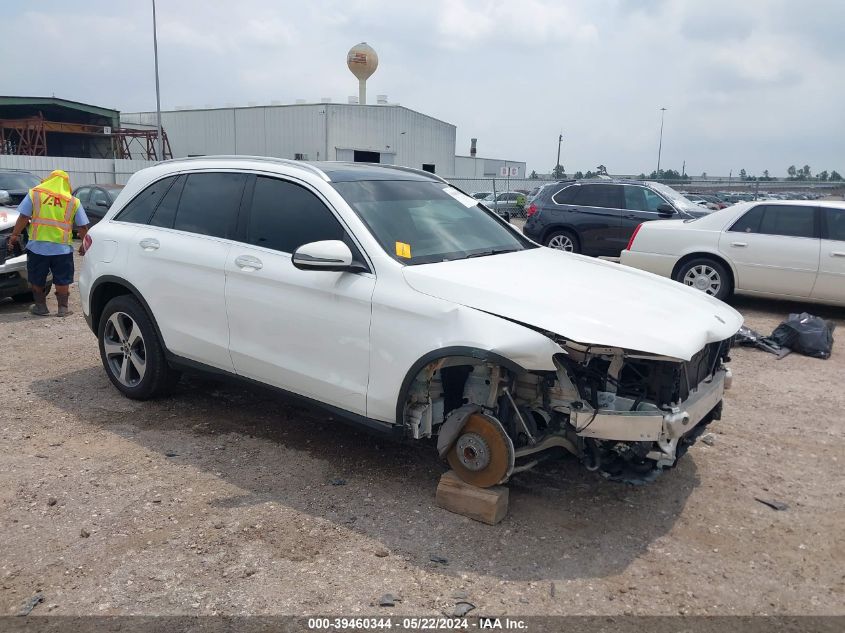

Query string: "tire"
[[545, 229, 580, 254], [97, 294, 180, 399], [674, 257, 732, 301]]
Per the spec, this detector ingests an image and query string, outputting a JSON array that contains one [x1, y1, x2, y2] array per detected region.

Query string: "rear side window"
[[758, 205, 816, 238], [246, 176, 345, 253], [729, 205, 764, 233], [825, 207, 845, 241], [623, 186, 667, 212], [173, 172, 247, 239], [552, 185, 578, 204], [149, 175, 185, 228], [74, 187, 91, 204], [114, 176, 176, 224], [572, 184, 623, 209]]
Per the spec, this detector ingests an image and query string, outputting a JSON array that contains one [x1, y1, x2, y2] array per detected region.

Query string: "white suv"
[[80, 157, 742, 486]]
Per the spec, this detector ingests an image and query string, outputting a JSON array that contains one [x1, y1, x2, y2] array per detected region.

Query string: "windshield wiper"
[[464, 247, 521, 259]]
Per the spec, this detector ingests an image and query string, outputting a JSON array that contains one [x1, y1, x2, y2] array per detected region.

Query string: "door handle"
[[235, 255, 263, 271], [623, 214, 637, 220], [831, 251, 845, 257], [139, 238, 160, 251], [730, 242, 748, 248]]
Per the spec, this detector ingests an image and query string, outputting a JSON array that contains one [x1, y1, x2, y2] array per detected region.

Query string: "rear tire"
[[98, 294, 180, 399], [545, 229, 580, 254], [674, 257, 732, 301]]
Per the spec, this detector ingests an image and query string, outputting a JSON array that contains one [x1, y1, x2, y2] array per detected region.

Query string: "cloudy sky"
[[4, 0, 842, 176]]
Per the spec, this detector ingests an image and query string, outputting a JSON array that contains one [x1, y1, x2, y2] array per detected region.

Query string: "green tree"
[[584, 170, 597, 179], [596, 164, 607, 176], [762, 169, 770, 180], [818, 170, 828, 181], [829, 170, 843, 181], [701, 172, 707, 178], [552, 164, 566, 179], [801, 165, 811, 179], [787, 165, 797, 179], [638, 173, 647, 179], [739, 168, 747, 180], [574, 171, 585, 179]]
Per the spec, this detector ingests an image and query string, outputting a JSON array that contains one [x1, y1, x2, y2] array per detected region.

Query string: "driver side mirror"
[[292, 240, 364, 272], [657, 203, 676, 216], [0, 190, 11, 206]]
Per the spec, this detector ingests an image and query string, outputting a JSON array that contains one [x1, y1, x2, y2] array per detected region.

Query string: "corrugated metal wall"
[[0, 155, 155, 184], [454, 156, 526, 178], [122, 104, 456, 174]]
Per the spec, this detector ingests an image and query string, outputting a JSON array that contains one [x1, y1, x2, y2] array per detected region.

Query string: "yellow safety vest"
[[29, 174, 79, 246]]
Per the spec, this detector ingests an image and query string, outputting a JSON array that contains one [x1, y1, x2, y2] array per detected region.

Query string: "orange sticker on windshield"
[[395, 241, 412, 258]]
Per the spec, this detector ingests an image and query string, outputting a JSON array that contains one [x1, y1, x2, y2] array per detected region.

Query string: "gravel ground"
[[1, 250, 843, 617]]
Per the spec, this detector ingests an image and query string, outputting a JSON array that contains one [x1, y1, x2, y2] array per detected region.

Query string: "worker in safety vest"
[[7, 170, 89, 317]]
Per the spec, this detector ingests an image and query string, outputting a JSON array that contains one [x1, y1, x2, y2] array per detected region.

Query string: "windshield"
[[649, 182, 702, 214], [333, 180, 533, 265], [0, 172, 40, 191]]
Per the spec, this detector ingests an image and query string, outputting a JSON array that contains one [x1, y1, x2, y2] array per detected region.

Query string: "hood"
[[402, 247, 743, 361], [0, 209, 19, 230]]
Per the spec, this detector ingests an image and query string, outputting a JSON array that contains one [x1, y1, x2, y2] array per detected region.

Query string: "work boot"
[[29, 288, 50, 316], [56, 292, 74, 317]]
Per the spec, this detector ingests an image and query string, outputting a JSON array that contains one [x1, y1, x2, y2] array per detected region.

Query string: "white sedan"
[[621, 199, 845, 306]]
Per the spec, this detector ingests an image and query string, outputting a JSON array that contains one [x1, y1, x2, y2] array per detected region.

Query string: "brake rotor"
[[447, 413, 514, 488]]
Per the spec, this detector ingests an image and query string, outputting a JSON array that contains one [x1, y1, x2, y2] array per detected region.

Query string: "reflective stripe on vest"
[[30, 187, 78, 245]]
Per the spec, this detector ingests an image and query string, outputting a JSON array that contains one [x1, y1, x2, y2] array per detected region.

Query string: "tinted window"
[[552, 185, 578, 205], [74, 187, 91, 204], [759, 205, 816, 238], [247, 177, 345, 253], [149, 175, 185, 228], [825, 207, 845, 241], [0, 172, 39, 190], [572, 184, 623, 209], [114, 176, 176, 224], [729, 205, 764, 233], [623, 186, 667, 212], [174, 172, 246, 238], [89, 188, 110, 208]]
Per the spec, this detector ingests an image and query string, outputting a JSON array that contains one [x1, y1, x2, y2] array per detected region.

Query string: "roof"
[[0, 96, 119, 119], [161, 156, 445, 183]]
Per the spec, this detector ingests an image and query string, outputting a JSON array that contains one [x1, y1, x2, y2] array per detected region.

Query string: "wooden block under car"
[[435, 470, 509, 525]]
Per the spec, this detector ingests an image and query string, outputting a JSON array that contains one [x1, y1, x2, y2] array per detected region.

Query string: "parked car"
[[80, 157, 741, 486], [0, 170, 40, 207], [481, 191, 526, 217], [0, 207, 51, 302], [471, 191, 492, 200], [523, 179, 709, 256], [73, 184, 124, 225], [621, 200, 845, 306]]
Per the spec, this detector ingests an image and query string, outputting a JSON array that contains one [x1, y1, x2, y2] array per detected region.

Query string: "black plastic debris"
[[735, 325, 791, 359], [330, 478, 347, 486], [429, 554, 448, 564], [755, 497, 789, 511], [17, 592, 44, 616], [770, 313, 835, 359], [452, 601, 476, 617]]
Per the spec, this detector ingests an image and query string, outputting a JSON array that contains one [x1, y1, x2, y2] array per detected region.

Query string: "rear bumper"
[[619, 249, 678, 278]]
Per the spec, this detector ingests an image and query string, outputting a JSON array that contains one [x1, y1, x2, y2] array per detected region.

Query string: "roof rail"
[[375, 164, 449, 184], [161, 155, 330, 181]]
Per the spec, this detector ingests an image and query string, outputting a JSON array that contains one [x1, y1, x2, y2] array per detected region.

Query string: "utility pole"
[[151, 0, 163, 161], [656, 107, 667, 176], [682, 160, 685, 178], [556, 132, 562, 177]]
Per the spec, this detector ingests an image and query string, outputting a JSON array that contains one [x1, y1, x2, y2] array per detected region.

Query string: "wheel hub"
[[455, 433, 490, 471], [693, 274, 710, 290]]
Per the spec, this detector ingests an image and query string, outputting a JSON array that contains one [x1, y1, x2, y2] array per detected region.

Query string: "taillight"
[[526, 203, 538, 217], [83, 234, 92, 252], [626, 223, 644, 251]]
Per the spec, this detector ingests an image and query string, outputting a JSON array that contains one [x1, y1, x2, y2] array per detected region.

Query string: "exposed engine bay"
[[403, 337, 733, 487]]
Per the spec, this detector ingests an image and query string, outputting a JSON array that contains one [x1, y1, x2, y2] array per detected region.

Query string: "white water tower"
[[347, 42, 378, 105]]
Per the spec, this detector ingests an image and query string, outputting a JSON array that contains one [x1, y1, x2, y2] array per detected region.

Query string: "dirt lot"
[[1, 252, 843, 618]]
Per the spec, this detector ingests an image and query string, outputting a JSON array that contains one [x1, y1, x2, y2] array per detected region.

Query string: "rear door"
[[224, 174, 374, 415], [566, 184, 624, 256], [620, 185, 671, 248], [811, 206, 845, 304], [719, 204, 820, 297], [125, 171, 247, 370]]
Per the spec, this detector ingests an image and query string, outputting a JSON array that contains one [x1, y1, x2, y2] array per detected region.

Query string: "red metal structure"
[[113, 128, 173, 160]]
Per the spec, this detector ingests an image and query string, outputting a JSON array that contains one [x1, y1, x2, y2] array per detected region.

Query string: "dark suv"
[[523, 179, 708, 256]]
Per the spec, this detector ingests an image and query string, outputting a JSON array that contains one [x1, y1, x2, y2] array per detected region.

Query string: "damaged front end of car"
[[403, 336, 733, 487]]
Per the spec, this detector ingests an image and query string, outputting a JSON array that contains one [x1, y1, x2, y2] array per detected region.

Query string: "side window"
[[642, 188, 667, 211], [623, 186, 647, 211], [573, 184, 623, 209], [90, 188, 110, 208], [149, 175, 185, 228], [552, 185, 578, 205], [75, 187, 91, 204], [114, 176, 177, 224], [246, 176, 345, 253], [759, 205, 816, 238], [173, 172, 247, 239], [729, 205, 765, 233], [825, 207, 845, 241]]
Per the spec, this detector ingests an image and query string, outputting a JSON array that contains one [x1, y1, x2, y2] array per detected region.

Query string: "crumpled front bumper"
[[570, 367, 731, 466]]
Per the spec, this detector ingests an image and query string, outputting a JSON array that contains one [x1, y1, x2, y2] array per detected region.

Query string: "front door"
[[811, 206, 845, 304], [620, 185, 671, 250], [719, 204, 820, 297], [225, 175, 375, 415]]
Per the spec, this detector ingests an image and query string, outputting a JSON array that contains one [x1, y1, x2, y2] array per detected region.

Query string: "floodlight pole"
[[152, 0, 164, 161], [656, 107, 667, 176], [556, 133, 563, 176]]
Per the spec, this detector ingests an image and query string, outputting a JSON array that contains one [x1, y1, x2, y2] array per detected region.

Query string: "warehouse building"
[[122, 102, 524, 179]]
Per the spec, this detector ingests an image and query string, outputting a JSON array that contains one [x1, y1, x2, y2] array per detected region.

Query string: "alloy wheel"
[[103, 312, 147, 387], [683, 264, 722, 296], [548, 234, 574, 252]]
